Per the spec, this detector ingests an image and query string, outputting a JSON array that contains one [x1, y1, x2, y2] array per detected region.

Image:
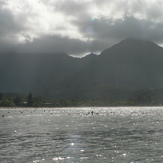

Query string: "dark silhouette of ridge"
[[1, 38, 163, 101], [52, 38, 163, 99]]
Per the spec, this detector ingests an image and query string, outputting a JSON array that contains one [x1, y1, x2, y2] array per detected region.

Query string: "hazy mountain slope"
[[53, 39, 163, 99], [99, 39, 163, 87], [1, 38, 163, 100], [0, 53, 80, 94]]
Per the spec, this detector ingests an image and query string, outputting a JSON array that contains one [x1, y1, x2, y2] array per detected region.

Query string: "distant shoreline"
[[0, 106, 163, 110]]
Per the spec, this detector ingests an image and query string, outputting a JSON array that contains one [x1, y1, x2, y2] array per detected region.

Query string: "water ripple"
[[0, 107, 163, 163]]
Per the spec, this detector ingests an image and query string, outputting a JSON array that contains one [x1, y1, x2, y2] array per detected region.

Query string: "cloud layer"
[[0, 0, 163, 56]]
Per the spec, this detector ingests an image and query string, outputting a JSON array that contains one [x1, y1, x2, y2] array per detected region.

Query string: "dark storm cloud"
[[0, 0, 163, 57], [74, 16, 163, 47], [18, 35, 91, 55], [54, 1, 89, 16], [0, 9, 20, 37], [92, 17, 162, 41], [17, 34, 112, 56], [0, 39, 17, 54]]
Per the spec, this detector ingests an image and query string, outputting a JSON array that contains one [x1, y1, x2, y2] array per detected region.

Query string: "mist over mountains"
[[1, 39, 163, 101]]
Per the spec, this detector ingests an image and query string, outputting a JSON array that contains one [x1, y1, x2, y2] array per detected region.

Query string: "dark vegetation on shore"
[[0, 92, 163, 108]]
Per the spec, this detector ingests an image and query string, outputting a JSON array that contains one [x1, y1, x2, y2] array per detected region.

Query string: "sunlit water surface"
[[0, 107, 163, 163]]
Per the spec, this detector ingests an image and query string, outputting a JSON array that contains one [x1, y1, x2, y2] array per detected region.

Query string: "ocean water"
[[0, 107, 163, 163]]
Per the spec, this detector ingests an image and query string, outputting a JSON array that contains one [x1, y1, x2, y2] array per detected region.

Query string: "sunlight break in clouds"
[[1, 0, 84, 43], [0, 0, 163, 56]]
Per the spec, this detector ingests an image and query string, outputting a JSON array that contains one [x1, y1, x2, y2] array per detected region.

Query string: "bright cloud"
[[0, 0, 163, 56], [1, 0, 84, 43]]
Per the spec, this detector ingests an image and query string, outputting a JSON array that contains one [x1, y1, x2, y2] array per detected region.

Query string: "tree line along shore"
[[0, 92, 163, 108]]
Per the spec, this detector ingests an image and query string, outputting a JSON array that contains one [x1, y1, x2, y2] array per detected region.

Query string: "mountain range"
[[1, 38, 163, 101]]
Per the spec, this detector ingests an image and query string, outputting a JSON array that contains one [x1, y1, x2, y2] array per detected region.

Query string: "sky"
[[1, 0, 163, 57]]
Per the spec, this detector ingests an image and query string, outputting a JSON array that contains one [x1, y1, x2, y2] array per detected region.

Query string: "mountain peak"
[[118, 38, 162, 50], [101, 38, 162, 56], [119, 38, 156, 45]]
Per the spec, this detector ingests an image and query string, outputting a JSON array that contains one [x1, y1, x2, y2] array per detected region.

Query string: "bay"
[[0, 107, 163, 163]]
